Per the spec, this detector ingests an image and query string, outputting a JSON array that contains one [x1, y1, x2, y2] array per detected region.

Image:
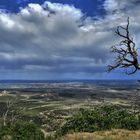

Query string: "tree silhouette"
[[108, 18, 140, 113], [108, 17, 140, 74]]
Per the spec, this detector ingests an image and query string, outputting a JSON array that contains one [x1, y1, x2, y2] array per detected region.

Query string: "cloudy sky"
[[0, 0, 139, 80]]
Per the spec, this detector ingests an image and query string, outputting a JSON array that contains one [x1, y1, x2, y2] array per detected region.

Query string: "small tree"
[[108, 17, 140, 74]]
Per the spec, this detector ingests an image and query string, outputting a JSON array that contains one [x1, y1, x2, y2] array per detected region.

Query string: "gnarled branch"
[[108, 17, 140, 74]]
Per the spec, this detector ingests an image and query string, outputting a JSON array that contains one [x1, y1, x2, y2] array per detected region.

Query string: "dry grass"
[[59, 129, 140, 140]]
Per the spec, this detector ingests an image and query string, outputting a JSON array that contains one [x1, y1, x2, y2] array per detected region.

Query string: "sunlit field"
[[59, 129, 140, 140]]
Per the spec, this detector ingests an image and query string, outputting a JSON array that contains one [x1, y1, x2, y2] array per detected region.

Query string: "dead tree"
[[2, 98, 23, 126], [3, 99, 15, 126], [108, 17, 140, 113], [108, 17, 140, 74]]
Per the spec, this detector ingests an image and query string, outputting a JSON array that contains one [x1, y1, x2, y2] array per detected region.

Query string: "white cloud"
[[20, 3, 43, 15], [0, 13, 15, 29], [104, 0, 118, 12], [43, 1, 82, 18]]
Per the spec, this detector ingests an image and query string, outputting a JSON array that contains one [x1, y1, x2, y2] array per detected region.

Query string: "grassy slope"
[[59, 129, 140, 140]]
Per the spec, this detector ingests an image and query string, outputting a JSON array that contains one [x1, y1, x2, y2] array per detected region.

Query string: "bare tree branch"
[[2, 98, 23, 126], [3, 99, 16, 126], [108, 17, 140, 74]]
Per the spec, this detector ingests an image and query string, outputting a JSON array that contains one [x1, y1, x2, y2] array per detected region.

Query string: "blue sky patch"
[[0, 0, 106, 17]]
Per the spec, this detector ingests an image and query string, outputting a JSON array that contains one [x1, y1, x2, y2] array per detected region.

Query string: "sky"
[[0, 0, 139, 80]]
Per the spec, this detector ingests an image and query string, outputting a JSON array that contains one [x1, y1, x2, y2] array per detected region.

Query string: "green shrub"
[[58, 105, 140, 136], [0, 122, 45, 140]]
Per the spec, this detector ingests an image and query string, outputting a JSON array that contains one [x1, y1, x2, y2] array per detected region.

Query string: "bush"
[[0, 122, 45, 140], [58, 105, 140, 136]]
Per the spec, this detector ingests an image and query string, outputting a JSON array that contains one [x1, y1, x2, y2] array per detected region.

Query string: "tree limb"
[[108, 17, 140, 74]]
